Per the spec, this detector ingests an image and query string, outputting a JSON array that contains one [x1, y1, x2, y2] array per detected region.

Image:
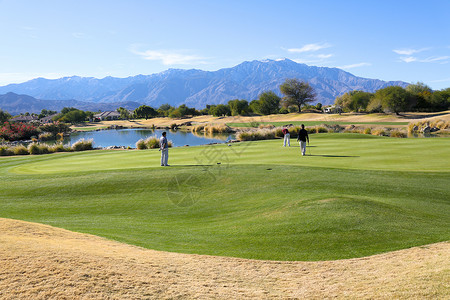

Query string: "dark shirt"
[[282, 128, 289, 135], [297, 129, 309, 142]]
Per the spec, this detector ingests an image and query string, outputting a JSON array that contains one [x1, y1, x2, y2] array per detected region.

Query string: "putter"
[[308, 143, 311, 156]]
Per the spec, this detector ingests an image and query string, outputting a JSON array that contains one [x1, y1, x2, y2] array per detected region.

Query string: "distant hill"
[[0, 59, 409, 109], [0, 92, 141, 115]]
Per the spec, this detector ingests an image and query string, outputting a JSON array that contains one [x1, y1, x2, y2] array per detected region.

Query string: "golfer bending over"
[[297, 124, 309, 156], [160, 131, 169, 166]]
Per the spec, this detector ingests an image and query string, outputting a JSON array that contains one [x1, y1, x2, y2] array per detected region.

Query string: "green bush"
[[12, 145, 29, 155], [316, 126, 328, 133], [364, 127, 372, 135], [71, 139, 93, 151]]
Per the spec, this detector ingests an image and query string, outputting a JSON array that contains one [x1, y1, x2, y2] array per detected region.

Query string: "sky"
[[0, 0, 449, 90]]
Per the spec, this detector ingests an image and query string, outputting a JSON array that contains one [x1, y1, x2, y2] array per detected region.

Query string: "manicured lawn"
[[227, 121, 409, 127], [0, 134, 449, 261]]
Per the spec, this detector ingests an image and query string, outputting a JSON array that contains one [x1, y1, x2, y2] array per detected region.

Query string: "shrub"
[[249, 121, 260, 128], [0, 145, 13, 156], [38, 132, 54, 141], [372, 128, 387, 136], [71, 139, 93, 151], [39, 144, 51, 154], [316, 126, 328, 133], [145, 136, 160, 149], [390, 130, 407, 138], [0, 122, 39, 141], [274, 128, 284, 138], [136, 139, 146, 149], [12, 145, 29, 155], [192, 125, 204, 132], [258, 124, 275, 129], [364, 127, 372, 135], [236, 129, 276, 141], [27, 143, 41, 155], [49, 143, 68, 152]]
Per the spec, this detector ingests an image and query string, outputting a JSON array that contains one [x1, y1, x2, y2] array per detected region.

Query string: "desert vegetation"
[[136, 136, 173, 150], [0, 139, 93, 156]]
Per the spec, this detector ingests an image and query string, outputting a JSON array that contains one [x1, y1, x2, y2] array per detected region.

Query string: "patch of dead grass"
[[0, 218, 448, 299]]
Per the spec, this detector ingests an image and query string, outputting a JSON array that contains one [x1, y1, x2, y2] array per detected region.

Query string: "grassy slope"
[[1, 134, 449, 261]]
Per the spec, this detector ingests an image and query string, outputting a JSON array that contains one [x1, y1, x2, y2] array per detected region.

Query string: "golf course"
[[1, 116, 449, 298]]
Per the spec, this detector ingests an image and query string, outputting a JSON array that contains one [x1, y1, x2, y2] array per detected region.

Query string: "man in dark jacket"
[[297, 124, 309, 156]]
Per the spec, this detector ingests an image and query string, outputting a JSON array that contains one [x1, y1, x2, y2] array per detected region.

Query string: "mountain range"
[[0, 93, 141, 116], [0, 59, 409, 114]]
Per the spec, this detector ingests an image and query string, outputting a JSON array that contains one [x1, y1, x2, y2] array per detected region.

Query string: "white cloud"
[[393, 48, 429, 55], [317, 54, 333, 59], [421, 56, 450, 63], [130, 47, 207, 65], [338, 62, 371, 69], [399, 55, 449, 64], [399, 56, 418, 63], [72, 32, 89, 39], [287, 43, 331, 53]]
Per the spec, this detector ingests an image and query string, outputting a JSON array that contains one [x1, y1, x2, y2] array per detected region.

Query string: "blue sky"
[[0, 0, 449, 89]]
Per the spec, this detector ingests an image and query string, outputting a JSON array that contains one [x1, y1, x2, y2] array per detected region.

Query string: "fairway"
[[1, 134, 449, 261]]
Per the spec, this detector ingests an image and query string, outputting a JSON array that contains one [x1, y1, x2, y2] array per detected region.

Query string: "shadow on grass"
[[307, 154, 359, 158]]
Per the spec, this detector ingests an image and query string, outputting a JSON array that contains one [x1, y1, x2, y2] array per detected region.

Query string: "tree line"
[[334, 82, 449, 114]]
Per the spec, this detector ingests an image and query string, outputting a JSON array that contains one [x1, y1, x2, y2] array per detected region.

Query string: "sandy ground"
[[0, 218, 448, 299]]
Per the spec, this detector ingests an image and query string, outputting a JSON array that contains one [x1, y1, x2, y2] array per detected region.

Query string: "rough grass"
[[0, 218, 448, 299]]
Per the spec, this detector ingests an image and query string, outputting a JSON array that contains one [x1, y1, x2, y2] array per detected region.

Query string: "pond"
[[60, 128, 234, 148]]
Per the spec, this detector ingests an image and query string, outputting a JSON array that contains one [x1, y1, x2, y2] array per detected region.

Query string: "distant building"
[[94, 111, 121, 121], [39, 114, 59, 123], [324, 105, 342, 114], [10, 115, 39, 123]]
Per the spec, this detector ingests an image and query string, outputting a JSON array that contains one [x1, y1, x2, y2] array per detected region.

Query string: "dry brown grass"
[[83, 111, 450, 130], [0, 218, 448, 299]]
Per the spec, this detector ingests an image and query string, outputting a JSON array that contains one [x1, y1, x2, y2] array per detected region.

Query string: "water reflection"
[[59, 128, 234, 148]]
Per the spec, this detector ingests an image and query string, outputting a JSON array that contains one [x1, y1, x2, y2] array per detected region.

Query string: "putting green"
[[1, 134, 449, 261], [9, 133, 450, 174]]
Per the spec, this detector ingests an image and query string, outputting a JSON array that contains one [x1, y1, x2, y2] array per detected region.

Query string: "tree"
[[228, 99, 249, 116], [373, 86, 414, 115], [210, 104, 231, 117], [280, 79, 316, 112], [255, 91, 281, 115], [58, 109, 87, 123], [157, 104, 174, 117], [117, 107, 131, 120], [0, 109, 11, 123], [429, 88, 450, 111], [38, 109, 57, 119], [134, 105, 157, 119]]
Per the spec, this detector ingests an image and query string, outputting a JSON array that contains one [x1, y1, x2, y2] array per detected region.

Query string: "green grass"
[[0, 134, 448, 261], [227, 121, 409, 127]]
